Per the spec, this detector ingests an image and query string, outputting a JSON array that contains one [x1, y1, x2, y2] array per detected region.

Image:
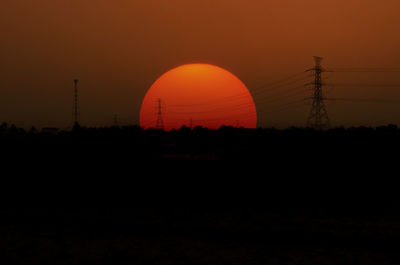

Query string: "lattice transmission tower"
[[306, 57, 330, 130], [155, 98, 164, 130]]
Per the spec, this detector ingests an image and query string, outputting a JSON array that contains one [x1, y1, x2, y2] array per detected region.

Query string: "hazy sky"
[[1, 0, 400, 128]]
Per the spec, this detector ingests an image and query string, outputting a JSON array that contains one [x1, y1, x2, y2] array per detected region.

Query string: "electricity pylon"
[[306, 57, 330, 130], [155, 98, 164, 130]]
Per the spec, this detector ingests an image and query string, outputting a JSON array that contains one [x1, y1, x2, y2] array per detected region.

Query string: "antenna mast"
[[73, 79, 80, 127]]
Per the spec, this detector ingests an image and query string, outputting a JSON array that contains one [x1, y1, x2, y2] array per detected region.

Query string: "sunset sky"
[[1, 0, 400, 128]]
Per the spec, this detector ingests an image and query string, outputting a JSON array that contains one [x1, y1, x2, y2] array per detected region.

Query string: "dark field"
[[1, 208, 400, 265], [1, 123, 398, 193], [2, 124, 400, 264]]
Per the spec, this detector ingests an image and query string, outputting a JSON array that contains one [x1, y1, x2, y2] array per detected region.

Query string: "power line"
[[254, 85, 311, 104], [327, 68, 400, 73], [327, 83, 400, 87], [166, 84, 311, 120], [168, 72, 311, 108], [326, 97, 400, 103], [250, 74, 313, 96]]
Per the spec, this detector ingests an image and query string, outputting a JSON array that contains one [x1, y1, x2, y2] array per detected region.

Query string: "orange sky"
[[1, 0, 400, 128]]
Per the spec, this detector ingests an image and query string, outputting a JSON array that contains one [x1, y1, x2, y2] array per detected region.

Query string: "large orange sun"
[[140, 64, 257, 130]]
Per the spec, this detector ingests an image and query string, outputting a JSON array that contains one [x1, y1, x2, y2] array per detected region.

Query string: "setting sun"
[[140, 64, 257, 130]]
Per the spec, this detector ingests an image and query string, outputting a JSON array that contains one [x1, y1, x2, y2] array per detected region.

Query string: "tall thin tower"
[[307, 57, 330, 130], [155, 98, 164, 130], [73, 79, 80, 127], [113, 114, 119, 127]]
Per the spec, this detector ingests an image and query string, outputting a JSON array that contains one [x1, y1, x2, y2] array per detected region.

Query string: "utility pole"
[[306, 57, 330, 130], [113, 114, 118, 127], [156, 98, 164, 130], [73, 79, 80, 128]]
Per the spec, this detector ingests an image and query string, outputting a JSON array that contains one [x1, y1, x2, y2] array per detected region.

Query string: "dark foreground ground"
[[2, 123, 400, 161], [1, 125, 400, 264], [1, 208, 400, 265], [1, 123, 399, 196]]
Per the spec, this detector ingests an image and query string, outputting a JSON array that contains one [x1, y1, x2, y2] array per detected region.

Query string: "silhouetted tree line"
[[1, 122, 400, 161], [1, 122, 400, 138], [1, 121, 399, 200]]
